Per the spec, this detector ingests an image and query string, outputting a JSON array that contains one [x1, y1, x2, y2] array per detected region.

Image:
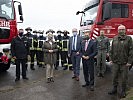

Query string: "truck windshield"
[[0, 0, 14, 20], [81, 6, 98, 26]]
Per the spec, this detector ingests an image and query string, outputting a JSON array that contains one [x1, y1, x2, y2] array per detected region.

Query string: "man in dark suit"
[[68, 28, 82, 81], [81, 30, 97, 91], [11, 29, 29, 82]]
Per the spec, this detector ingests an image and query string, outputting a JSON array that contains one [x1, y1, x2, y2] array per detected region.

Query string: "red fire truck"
[[0, 0, 23, 71], [76, 0, 133, 39]]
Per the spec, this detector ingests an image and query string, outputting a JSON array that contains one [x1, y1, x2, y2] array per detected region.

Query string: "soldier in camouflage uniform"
[[96, 30, 110, 77], [108, 25, 133, 98]]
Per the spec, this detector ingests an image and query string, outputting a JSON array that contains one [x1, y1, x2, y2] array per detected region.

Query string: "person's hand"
[[82, 56, 89, 60], [12, 56, 16, 59], [68, 54, 70, 57], [49, 50, 53, 53], [126, 63, 131, 67], [85, 56, 89, 60], [76, 52, 79, 55], [82, 55, 86, 59], [110, 61, 113, 64], [106, 53, 109, 57]]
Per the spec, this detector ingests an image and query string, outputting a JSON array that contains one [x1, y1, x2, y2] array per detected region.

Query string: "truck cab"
[[0, 0, 23, 72], [77, 0, 133, 39]]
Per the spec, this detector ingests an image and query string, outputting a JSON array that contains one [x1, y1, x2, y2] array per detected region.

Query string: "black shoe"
[[69, 68, 73, 71], [55, 67, 58, 70], [72, 76, 76, 79], [50, 77, 54, 82], [90, 86, 94, 91], [120, 91, 126, 98], [31, 67, 35, 70], [46, 78, 51, 83], [97, 73, 102, 77], [101, 74, 104, 77], [15, 78, 20, 82], [39, 65, 42, 67], [82, 84, 89, 87], [69, 67, 73, 71], [23, 77, 29, 80], [63, 67, 67, 70], [108, 87, 117, 95]]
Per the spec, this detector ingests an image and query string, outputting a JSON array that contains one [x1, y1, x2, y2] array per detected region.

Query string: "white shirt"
[[72, 35, 77, 50]]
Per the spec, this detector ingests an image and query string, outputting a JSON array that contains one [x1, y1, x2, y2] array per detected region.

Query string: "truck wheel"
[[0, 59, 11, 72]]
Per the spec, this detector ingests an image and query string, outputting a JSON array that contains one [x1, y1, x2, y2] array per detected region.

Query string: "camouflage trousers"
[[112, 63, 128, 88], [97, 50, 106, 74]]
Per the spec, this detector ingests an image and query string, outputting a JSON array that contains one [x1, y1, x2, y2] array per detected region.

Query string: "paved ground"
[[0, 63, 133, 100]]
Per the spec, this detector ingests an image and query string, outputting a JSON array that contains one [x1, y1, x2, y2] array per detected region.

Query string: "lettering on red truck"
[[0, 21, 10, 27]]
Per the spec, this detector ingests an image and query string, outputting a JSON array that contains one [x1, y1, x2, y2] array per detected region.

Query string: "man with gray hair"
[[108, 25, 133, 98]]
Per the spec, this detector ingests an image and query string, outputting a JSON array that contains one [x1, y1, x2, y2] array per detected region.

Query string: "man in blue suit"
[[68, 28, 82, 81], [81, 30, 97, 91]]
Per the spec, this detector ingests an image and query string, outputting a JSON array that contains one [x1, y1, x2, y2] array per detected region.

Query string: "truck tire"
[[0, 59, 11, 72]]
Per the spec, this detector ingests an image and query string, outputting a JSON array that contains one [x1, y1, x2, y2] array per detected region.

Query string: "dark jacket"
[[81, 39, 97, 60], [68, 35, 82, 55], [42, 41, 58, 65], [11, 36, 29, 59], [110, 35, 133, 64]]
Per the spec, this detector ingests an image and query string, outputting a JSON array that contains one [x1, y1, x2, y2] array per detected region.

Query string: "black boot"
[[30, 65, 35, 70], [63, 67, 67, 70], [108, 86, 117, 95]]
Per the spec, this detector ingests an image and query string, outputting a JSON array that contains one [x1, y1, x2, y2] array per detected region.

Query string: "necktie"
[[73, 36, 76, 50], [85, 40, 88, 51]]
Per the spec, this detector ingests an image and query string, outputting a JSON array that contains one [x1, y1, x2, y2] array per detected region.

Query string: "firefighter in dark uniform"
[[62, 30, 72, 70], [55, 30, 63, 70], [24, 27, 34, 70], [37, 30, 46, 67], [24, 27, 39, 70], [30, 30, 39, 70]]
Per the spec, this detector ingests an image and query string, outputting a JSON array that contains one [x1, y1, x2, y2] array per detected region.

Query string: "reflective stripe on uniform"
[[62, 40, 69, 51], [68, 64, 72, 67], [63, 63, 68, 66], [37, 48, 42, 51], [62, 48, 68, 51]]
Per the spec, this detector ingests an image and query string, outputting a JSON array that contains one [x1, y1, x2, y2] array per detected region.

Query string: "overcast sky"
[[17, 0, 88, 33]]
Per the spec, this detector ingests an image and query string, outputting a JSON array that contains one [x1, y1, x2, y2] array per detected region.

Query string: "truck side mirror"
[[103, 2, 112, 21], [18, 4, 23, 15], [20, 15, 23, 22]]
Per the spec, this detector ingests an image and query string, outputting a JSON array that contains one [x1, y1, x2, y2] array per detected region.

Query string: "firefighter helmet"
[[57, 30, 62, 33], [25, 27, 32, 31], [33, 30, 38, 33], [46, 29, 55, 34], [63, 30, 70, 34]]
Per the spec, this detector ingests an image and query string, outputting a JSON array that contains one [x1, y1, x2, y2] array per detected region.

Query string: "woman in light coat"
[[42, 32, 58, 83]]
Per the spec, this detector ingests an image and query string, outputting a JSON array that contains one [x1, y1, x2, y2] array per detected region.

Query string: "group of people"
[[10, 24, 133, 98]]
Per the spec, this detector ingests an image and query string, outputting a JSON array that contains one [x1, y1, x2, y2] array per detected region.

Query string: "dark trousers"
[[112, 63, 128, 88], [37, 51, 44, 66], [62, 51, 72, 68], [56, 50, 63, 67], [82, 59, 94, 86], [71, 52, 81, 76], [16, 59, 27, 78], [30, 50, 39, 67]]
